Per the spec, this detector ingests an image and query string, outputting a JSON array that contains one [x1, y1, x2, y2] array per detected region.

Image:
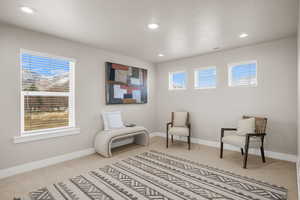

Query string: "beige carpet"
[[0, 136, 297, 199]]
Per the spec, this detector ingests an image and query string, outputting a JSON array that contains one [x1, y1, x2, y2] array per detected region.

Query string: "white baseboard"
[[0, 137, 135, 180], [0, 148, 95, 180], [0, 136, 137, 180], [150, 132, 297, 163], [0, 132, 296, 180]]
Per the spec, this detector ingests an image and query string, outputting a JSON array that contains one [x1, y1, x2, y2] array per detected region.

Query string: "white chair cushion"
[[173, 112, 188, 127], [222, 134, 261, 148], [168, 127, 189, 136], [102, 111, 125, 130], [236, 118, 255, 136]]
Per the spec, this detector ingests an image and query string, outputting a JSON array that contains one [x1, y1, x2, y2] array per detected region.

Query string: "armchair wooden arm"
[[220, 128, 236, 159], [220, 128, 237, 138], [166, 122, 173, 133], [245, 133, 266, 137], [221, 128, 237, 131]]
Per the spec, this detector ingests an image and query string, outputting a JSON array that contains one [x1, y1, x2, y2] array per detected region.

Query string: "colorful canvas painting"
[[105, 62, 148, 104]]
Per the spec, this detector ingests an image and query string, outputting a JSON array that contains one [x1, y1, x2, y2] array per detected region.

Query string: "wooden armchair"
[[166, 112, 191, 150], [220, 116, 267, 168]]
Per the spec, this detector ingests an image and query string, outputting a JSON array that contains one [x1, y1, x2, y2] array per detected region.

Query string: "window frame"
[[194, 66, 217, 90], [168, 71, 187, 90], [228, 60, 258, 87], [20, 49, 76, 136]]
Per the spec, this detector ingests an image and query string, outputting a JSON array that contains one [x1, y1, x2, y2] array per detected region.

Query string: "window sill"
[[195, 87, 216, 90], [228, 84, 257, 88], [168, 88, 186, 91], [14, 127, 80, 144]]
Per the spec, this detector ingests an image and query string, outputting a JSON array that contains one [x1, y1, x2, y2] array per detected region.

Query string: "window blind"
[[229, 61, 257, 87], [169, 72, 186, 89], [195, 67, 216, 89], [22, 53, 70, 92], [21, 51, 74, 134]]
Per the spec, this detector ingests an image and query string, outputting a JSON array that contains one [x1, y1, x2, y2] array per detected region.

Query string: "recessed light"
[[239, 33, 248, 38], [20, 6, 35, 14], [158, 54, 164, 57], [148, 23, 159, 30]]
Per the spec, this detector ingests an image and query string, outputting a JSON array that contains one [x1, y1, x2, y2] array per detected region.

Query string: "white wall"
[[0, 22, 297, 170], [156, 37, 297, 155], [0, 23, 156, 169]]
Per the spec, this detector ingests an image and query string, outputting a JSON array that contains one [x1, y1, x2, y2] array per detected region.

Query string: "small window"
[[194, 67, 216, 89], [169, 71, 187, 90], [21, 50, 75, 134], [228, 61, 257, 87]]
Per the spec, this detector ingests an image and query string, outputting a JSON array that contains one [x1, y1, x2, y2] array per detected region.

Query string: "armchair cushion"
[[236, 117, 255, 136], [173, 112, 188, 127], [169, 127, 189, 136], [222, 134, 261, 148]]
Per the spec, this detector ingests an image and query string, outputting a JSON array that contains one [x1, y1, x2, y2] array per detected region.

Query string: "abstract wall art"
[[105, 62, 148, 104]]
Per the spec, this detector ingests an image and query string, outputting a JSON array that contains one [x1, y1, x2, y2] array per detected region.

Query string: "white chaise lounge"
[[94, 126, 149, 157]]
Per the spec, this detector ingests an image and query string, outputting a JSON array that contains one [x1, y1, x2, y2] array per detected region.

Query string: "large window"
[[21, 50, 75, 134], [194, 67, 216, 89], [228, 60, 257, 87], [169, 71, 187, 90]]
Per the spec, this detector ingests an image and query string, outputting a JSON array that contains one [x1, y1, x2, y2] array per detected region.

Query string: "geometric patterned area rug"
[[18, 150, 287, 200]]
